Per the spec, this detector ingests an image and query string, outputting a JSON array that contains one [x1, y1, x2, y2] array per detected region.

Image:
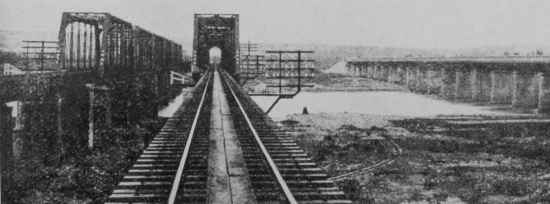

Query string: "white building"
[[1, 63, 24, 76]]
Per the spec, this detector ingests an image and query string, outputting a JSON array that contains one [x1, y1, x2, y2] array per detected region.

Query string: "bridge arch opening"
[[193, 14, 239, 78], [209, 46, 221, 65]]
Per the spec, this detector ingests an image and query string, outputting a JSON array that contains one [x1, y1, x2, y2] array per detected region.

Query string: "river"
[[251, 91, 517, 119]]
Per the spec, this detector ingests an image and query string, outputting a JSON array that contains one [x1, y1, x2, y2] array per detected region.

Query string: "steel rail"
[[221, 69, 298, 204], [167, 69, 212, 204]]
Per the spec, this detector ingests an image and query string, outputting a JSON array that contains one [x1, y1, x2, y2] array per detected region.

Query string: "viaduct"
[[346, 57, 550, 113]]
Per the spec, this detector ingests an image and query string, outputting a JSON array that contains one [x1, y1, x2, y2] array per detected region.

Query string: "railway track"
[[106, 68, 214, 203], [106, 67, 351, 203]]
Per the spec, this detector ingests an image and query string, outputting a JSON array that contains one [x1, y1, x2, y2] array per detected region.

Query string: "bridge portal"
[[193, 14, 239, 79]]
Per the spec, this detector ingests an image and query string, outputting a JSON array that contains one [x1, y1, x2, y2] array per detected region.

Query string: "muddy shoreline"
[[281, 113, 550, 203]]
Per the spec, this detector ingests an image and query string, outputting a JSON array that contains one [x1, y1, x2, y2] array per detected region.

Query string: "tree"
[[0, 50, 22, 65]]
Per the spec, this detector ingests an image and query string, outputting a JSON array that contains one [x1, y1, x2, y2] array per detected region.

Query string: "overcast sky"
[[1, 0, 550, 49]]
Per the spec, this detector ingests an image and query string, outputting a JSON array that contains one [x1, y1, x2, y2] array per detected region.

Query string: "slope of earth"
[[280, 113, 550, 204]]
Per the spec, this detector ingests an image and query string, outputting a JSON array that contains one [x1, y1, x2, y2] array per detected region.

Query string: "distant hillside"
[[257, 43, 443, 70], [323, 60, 348, 74], [0, 30, 58, 53], [257, 43, 550, 70], [3, 30, 549, 71]]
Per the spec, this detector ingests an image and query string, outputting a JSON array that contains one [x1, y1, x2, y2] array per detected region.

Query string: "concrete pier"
[[490, 70, 513, 104], [538, 73, 550, 113], [380, 65, 389, 81], [86, 84, 112, 150], [396, 66, 405, 84], [512, 71, 539, 108], [471, 67, 492, 101], [360, 65, 367, 77], [387, 66, 396, 82], [375, 65, 383, 80], [416, 67, 429, 93], [346, 58, 550, 113], [406, 66, 416, 90], [56, 92, 64, 160], [426, 68, 440, 94], [454, 69, 471, 100], [367, 64, 374, 78], [440, 67, 455, 99], [371, 65, 377, 79], [1, 104, 13, 161], [12, 101, 25, 158]]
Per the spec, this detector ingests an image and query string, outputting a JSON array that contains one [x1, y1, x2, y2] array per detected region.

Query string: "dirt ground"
[[282, 113, 550, 204]]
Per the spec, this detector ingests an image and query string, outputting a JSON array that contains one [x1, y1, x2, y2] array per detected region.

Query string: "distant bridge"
[[346, 56, 550, 113]]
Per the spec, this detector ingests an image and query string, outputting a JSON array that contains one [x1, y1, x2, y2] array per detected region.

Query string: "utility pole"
[[22, 40, 58, 72], [239, 54, 265, 86], [251, 50, 315, 114], [240, 40, 258, 56], [239, 40, 261, 85]]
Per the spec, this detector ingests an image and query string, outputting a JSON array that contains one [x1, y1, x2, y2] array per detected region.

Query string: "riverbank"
[[280, 112, 550, 203], [1, 118, 166, 203], [302, 77, 407, 92]]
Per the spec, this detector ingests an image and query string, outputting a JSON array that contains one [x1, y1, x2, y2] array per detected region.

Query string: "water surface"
[[252, 91, 515, 119], [158, 88, 193, 117]]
